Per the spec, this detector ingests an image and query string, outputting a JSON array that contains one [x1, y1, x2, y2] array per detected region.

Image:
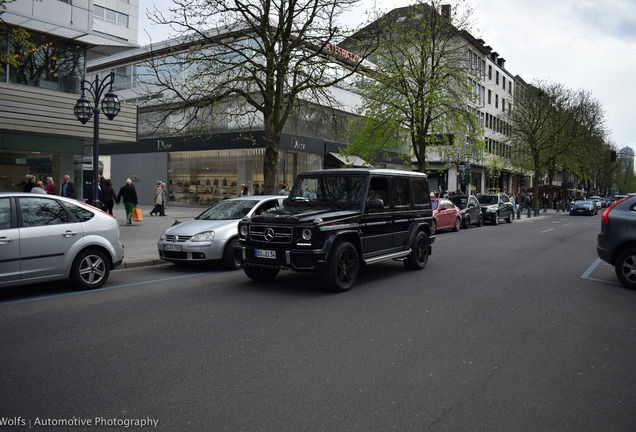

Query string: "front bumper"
[[157, 240, 224, 262], [234, 243, 327, 271]]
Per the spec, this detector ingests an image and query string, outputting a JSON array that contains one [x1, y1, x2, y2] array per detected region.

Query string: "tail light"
[[601, 197, 629, 225]]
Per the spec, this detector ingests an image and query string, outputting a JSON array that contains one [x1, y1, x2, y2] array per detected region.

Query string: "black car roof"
[[296, 168, 427, 178]]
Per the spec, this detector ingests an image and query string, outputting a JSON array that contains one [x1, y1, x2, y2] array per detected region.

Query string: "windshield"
[[289, 175, 366, 207], [195, 199, 257, 220], [573, 200, 591, 205], [477, 195, 498, 205], [449, 196, 467, 209]]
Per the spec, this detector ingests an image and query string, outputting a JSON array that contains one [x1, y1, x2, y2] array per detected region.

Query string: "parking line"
[[541, 228, 554, 233], [0, 272, 215, 306]]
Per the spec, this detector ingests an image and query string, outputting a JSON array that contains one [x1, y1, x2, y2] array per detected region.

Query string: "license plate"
[[255, 249, 276, 259], [164, 244, 182, 252]]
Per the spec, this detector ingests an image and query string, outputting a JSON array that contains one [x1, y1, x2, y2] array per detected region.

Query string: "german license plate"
[[164, 244, 182, 252], [255, 249, 276, 259]]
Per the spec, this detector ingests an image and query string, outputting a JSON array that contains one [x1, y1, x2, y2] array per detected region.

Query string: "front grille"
[[249, 225, 293, 244], [162, 251, 188, 259], [165, 235, 192, 242]]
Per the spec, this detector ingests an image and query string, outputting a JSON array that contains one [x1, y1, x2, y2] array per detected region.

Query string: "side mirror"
[[440, 206, 447, 211], [367, 198, 384, 208]]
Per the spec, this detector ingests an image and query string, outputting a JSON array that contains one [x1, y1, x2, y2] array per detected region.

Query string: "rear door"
[[0, 197, 20, 284], [18, 197, 84, 281], [388, 176, 412, 248], [361, 175, 393, 255]]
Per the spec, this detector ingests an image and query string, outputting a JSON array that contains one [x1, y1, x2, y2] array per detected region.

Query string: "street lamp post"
[[74, 72, 120, 208]]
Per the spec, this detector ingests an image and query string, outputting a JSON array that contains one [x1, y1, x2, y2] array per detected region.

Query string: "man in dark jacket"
[[61, 175, 77, 199], [23, 175, 36, 192], [116, 178, 138, 225]]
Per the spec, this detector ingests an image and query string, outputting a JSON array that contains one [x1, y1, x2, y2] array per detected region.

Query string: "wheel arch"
[[611, 241, 636, 265]]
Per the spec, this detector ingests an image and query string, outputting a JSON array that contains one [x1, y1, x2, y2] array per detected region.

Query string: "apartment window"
[[488, 65, 492, 80], [488, 89, 492, 105], [509, 82, 512, 94], [502, 99, 506, 113], [496, 71, 499, 85], [502, 76, 506, 90], [495, 94, 498, 109]]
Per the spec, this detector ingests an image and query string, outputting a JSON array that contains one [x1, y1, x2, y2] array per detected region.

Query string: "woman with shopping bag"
[[116, 178, 138, 225]]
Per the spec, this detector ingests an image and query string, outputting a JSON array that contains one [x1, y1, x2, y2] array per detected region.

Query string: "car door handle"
[[62, 231, 78, 237], [0, 236, 14, 244]]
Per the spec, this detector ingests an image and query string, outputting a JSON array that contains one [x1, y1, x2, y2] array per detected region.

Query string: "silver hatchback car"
[[158, 195, 285, 269], [0, 193, 125, 290]]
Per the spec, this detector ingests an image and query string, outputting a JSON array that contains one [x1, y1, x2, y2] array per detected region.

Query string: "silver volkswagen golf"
[[158, 195, 285, 269], [0, 193, 125, 290]]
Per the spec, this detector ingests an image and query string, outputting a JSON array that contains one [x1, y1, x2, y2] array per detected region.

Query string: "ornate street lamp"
[[74, 72, 121, 208]]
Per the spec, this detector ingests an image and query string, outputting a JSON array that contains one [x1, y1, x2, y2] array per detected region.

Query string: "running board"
[[364, 249, 412, 265]]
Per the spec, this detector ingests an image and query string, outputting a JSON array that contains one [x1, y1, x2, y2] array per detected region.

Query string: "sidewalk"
[[112, 204, 203, 269], [111, 203, 562, 270]]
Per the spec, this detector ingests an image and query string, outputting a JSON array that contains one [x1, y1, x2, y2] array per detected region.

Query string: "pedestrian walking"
[[102, 179, 116, 215], [31, 181, 47, 194], [279, 184, 289, 196], [150, 181, 163, 216], [116, 178, 138, 225], [45, 177, 57, 195], [160, 182, 167, 216], [61, 174, 77, 199]]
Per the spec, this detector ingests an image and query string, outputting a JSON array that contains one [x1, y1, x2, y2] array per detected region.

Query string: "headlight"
[[302, 228, 312, 241], [240, 225, 248, 237], [191, 231, 215, 242], [159, 233, 166, 241]]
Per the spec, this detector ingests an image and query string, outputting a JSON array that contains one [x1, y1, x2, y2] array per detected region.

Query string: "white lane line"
[[541, 228, 554, 233]]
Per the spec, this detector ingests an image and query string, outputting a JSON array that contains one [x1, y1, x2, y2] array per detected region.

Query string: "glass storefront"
[[0, 151, 82, 193], [167, 148, 323, 206]]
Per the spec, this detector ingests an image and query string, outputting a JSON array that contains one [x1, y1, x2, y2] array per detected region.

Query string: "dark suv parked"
[[235, 169, 435, 291], [476, 192, 514, 225], [449, 194, 483, 228], [597, 194, 636, 289]]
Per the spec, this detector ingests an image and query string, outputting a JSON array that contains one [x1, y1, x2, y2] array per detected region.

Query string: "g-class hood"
[[251, 207, 359, 223]]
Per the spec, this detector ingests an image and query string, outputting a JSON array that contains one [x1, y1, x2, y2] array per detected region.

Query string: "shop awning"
[[328, 152, 370, 167]]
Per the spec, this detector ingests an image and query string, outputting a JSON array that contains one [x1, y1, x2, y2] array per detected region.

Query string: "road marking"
[[580, 258, 622, 286], [0, 272, 215, 306], [541, 228, 554, 233]]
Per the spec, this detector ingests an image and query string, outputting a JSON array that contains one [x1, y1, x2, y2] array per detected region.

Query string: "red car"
[[431, 198, 462, 233]]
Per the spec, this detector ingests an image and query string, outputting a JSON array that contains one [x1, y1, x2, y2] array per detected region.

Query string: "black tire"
[[70, 249, 110, 290], [463, 216, 470, 229], [493, 212, 499, 225], [615, 248, 636, 289], [453, 217, 461, 232], [404, 231, 430, 270], [431, 219, 437, 235], [323, 241, 359, 292], [244, 265, 279, 282], [222, 238, 242, 270]]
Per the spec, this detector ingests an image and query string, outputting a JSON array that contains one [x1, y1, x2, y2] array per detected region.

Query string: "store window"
[[167, 148, 324, 206]]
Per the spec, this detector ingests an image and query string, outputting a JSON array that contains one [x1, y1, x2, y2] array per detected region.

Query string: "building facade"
[[0, 0, 138, 197]]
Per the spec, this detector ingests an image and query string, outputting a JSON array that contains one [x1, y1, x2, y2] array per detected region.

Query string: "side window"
[[19, 197, 69, 227], [411, 179, 431, 206], [368, 176, 389, 207], [254, 199, 280, 215], [391, 177, 411, 207], [63, 202, 95, 222], [0, 198, 11, 230]]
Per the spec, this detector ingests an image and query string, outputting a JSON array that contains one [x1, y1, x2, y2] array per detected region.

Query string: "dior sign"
[[157, 140, 172, 151]]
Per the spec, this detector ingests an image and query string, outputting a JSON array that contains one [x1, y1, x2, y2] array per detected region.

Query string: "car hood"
[[251, 206, 360, 224], [164, 219, 238, 235]]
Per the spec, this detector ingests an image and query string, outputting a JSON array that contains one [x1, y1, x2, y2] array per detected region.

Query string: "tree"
[[342, 0, 483, 172], [507, 80, 606, 208], [146, 0, 370, 194]]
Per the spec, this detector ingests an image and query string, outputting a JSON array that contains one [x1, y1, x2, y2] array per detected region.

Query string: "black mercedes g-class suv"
[[234, 168, 435, 291]]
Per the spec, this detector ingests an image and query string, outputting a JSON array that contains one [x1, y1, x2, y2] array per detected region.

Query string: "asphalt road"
[[1, 212, 635, 432]]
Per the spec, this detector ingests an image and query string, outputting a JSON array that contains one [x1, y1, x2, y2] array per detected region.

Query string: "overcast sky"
[[138, 0, 636, 152]]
